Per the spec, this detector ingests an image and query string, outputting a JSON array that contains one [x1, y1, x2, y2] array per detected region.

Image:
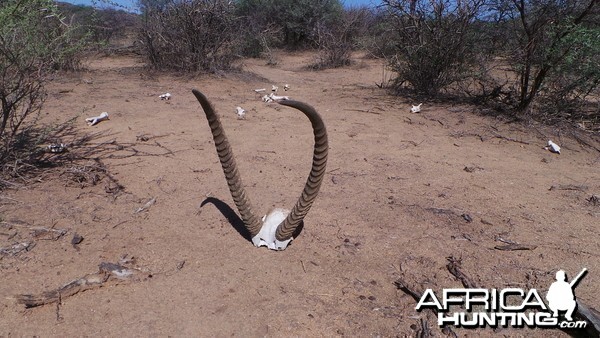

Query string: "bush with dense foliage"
[[138, 0, 239, 72]]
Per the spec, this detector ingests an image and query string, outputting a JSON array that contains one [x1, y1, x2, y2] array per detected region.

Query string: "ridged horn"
[[192, 89, 263, 237], [275, 100, 328, 241]]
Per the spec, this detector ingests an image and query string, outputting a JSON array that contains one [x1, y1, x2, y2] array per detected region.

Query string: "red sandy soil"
[[1, 51, 599, 337]]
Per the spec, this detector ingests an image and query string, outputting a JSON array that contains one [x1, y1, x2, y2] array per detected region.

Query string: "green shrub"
[[0, 0, 91, 161]]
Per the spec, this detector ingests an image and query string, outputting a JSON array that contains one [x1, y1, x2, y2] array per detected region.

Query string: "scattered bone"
[[284, 84, 290, 91], [159, 93, 171, 100], [262, 95, 273, 103], [31, 227, 67, 241], [47, 143, 67, 153], [85, 112, 109, 126], [0, 241, 35, 256], [15, 261, 149, 308], [271, 85, 278, 92], [235, 106, 246, 120], [135, 197, 156, 213], [545, 140, 561, 154], [1, 221, 67, 241], [254, 88, 266, 93], [410, 103, 423, 113], [269, 93, 289, 101]]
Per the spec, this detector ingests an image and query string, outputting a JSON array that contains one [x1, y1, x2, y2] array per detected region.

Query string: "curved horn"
[[192, 89, 263, 237], [274, 100, 328, 241]]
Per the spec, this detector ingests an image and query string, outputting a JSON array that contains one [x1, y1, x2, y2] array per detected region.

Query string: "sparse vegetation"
[[492, 0, 600, 118], [381, 0, 487, 96], [374, 0, 598, 124], [138, 0, 239, 72], [235, 0, 345, 57], [0, 0, 92, 168], [310, 7, 372, 69], [1, 0, 597, 188], [56, 3, 138, 47]]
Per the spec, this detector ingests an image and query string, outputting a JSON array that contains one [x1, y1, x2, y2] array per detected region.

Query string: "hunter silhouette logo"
[[546, 268, 587, 321]]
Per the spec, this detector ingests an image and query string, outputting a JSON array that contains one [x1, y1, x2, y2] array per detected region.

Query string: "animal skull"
[[193, 89, 328, 250]]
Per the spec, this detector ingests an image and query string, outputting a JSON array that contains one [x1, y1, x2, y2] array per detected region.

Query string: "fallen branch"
[[494, 243, 537, 251], [394, 277, 426, 306], [0, 241, 35, 256], [575, 301, 600, 337], [394, 276, 458, 337], [549, 184, 589, 192], [446, 256, 478, 289], [15, 262, 150, 308], [491, 131, 530, 145], [346, 108, 381, 115]]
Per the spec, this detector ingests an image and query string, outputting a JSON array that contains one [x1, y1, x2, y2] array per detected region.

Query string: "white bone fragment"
[[47, 143, 67, 153], [85, 112, 109, 126], [235, 106, 246, 120], [269, 93, 289, 101], [546, 140, 561, 154], [284, 84, 290, 91], [159, 93, 171, 100], [411, 103, 423, 113]]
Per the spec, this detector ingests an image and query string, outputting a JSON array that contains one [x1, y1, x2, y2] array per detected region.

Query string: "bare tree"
[[311, 7, 371, 69]]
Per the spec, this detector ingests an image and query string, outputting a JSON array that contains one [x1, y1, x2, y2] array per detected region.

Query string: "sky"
[[59, 0, 384, 12]]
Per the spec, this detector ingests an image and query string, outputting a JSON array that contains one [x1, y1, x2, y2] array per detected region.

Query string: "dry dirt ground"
[[1, 51, 599, 337]]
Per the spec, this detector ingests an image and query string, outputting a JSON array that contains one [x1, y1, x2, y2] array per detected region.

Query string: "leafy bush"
[[0, 0, 90, 162], [138, 0, 239, 72], [382, 0, 486, 96], [357, 9, 399, 59], [495, 0, 599, 116], [57, 3, 138, 46], [310, 7, 371, 69], [236, 0, 344, 56]]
